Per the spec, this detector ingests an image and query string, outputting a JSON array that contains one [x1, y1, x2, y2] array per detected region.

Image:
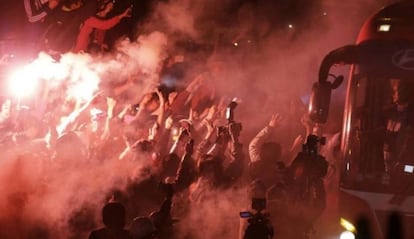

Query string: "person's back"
[[243, 219, 273, 239], [89, 202, 132, 239], [249, 113, 286, 188]]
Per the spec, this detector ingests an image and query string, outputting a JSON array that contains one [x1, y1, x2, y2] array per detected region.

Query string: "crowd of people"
[[22, 0, 137, 55], [0, 61, 336, 239], [0, 0, 344, 239], [0, 61, 334, 239]]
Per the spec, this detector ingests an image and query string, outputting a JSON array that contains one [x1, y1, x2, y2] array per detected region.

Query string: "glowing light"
[[233, 42, 239, 47], [172, 127, 179, 141], [8, 66, 39, 98], [288, 24, 294, 29], [67, 68, 100, 102], [404, 164, 414, 173], [378, 24, 391, 32], [340, 231, 355, 239], [323, 12, 327, 16], [340, 218, 356, 233], [90, 108, 105, 116]]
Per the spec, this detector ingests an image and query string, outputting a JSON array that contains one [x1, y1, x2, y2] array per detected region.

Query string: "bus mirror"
[[332, 75, 344, 89], [308, 81, 332, 124]]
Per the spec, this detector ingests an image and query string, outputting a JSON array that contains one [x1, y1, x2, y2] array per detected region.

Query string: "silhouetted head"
[[390, 79, 411, 105], [62, 0, 82, 10], [102, 202, 126, 230]]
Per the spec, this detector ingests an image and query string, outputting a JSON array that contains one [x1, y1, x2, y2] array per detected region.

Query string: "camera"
[[239, 198, 267, 219], [294, 135, 328, 179], [226, 101, 238, 122], [302, 134, 326, 155], [240, 198, 273, 239], [216, 99, 242, 137]]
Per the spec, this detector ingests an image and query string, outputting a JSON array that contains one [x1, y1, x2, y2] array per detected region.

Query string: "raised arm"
[[249, 114, 282, 163]]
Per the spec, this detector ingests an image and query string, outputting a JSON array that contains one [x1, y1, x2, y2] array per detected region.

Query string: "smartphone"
[[226, 107, 232, 121], [404, 164, 414, 173], [240, 211, 252, 218]]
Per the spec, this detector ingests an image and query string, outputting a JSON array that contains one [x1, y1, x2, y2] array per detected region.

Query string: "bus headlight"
[[340, 231, 355, 239], [340, 218, 356, 239]]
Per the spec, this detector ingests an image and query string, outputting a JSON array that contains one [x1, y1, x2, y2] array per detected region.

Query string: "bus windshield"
[[341, 50, 414, 194]]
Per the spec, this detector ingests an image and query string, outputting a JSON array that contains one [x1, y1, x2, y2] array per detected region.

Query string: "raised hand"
[[269, 113, 283, 128], [155, 88, 165, 106], [120, 6, 132, 19], [106, 97, 116, 118], [206, 105, 217, 121], [186, 75, 204, 93], [291, 135, 304, 152]]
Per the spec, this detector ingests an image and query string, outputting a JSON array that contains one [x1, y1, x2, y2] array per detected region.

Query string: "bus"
[[308, 1, 414, 238]]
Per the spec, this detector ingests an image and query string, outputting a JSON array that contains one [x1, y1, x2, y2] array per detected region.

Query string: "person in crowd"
[[190, 120, 244, 203], [241, 180, 274, 239], [287, 134, 328, 239], [73, 2, 132, 53], [167, 56, 226, 120], [89, 202, 132, 239], [129, 181, 175, 239], [42, 0, 97, 53], [174, 139, 197, 192], [24, 0, 61, 23], [248, 114, 287, 188], [383, 78, 414, 179]]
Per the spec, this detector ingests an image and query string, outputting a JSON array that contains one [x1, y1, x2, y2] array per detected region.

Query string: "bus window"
[[382, 79, 414, 181]]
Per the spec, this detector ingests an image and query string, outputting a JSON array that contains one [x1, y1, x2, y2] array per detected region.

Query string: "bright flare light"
[[67, 68, 100, 102], [340, 231, 355, 239], [7, 53, 71, 99], [8, 66, 39, 98]]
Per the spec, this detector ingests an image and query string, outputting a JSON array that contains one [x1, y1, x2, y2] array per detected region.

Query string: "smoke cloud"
[[1, 29, 169, 238]]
